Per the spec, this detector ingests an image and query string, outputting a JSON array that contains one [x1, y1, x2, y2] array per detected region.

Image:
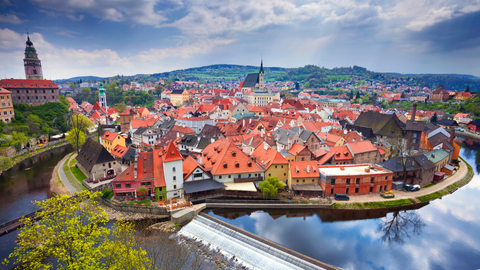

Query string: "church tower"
[[24, 35, 43, 80], [258, 59, 265, 90], [98, 82, 107, 112]]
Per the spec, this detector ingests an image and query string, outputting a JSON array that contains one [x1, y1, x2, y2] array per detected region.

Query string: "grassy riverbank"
[[62, 153, 86, 192], [331, 199, 415, 209], [0, 141, 68, 171], [416, 157, 474, 203]]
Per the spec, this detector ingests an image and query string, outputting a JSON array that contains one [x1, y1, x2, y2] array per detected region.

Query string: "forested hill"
[[57, 64, 479, 92]]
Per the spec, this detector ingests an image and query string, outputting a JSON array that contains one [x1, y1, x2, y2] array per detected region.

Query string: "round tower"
[[98, 82, 107, 112], [24, 35, 43, 80]]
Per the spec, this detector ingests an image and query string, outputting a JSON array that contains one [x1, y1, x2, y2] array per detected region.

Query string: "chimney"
[[243, 119, 245, 126], [249, 118, 252, 124], [450, 129, 455, 144], [412, 104, 417, 121], [264, 143, 268, 151]]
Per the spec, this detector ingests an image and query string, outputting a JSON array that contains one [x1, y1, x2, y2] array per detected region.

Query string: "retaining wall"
[[100, 197, 168, 215]]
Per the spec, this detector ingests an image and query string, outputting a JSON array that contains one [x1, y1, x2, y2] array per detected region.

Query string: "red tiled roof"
[[171, 125, 195, 134], [329, 146, 353, 161], [201, 138, 264, 176], [162, 141, 182, 163], [111, 144, 128, 158], [0, 87, 11, 94], [183, 155, 205, 179], [287, 143, 306, 156], [0, 79, 58, 89], [347, 140, 377, 154], [252, 146, 288, 170], [318, 152, 334, 165], [66, 97, 76, 103], [102, 131, 120, 141], [290, 161, 319, 178], [90, 110, 103, 119], [92, 101, 107, 114]]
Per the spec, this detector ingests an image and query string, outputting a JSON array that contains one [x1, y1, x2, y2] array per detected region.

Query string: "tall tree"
[[377, 211, 425, 245], [69, 114, 94, 152], [3, 190, 150, 269], [430, 112, 438, 124], [465, 85, 470, 92]]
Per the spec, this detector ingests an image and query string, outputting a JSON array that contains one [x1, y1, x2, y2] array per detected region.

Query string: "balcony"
[[234, 176, 263, 183]]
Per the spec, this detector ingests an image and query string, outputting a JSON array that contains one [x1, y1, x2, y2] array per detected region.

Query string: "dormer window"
[[235, 162, 239, 168], [22, 83, 25, 87], [247, 162, 252, 167], [231, 151, 236, 157], [36, 84, 40, 87], [223, 163, 228, 169]]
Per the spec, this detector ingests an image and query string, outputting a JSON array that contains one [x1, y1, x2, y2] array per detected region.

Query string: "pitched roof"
[[287, 143, 307, 156], [102, 131, 120, 141], [110, 144, 129, 158], [436, 118, 459, 127], [183, 155, 206, 179], [163, 141, 183, 162], [92, 101, 107, 114], [252, 146, 288, 170], [171, 124, 195, 134], [77, 138, 115, 172], [347, 140, 377, 154], [201, 138, 264, 175], [328, 146, 353, 161], [290, 161, 320, 178], [354, 111, 405, 137], [0, 79, 58, 89]]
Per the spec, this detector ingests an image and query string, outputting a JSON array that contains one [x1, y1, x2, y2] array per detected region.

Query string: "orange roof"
[[130, 118, 157, 129], [201, 138, 264, 175], [347, 140, 377, 154], [317, 132, 342, 146], [287, 143, 307, 156], [90, 110, 103, 119], [110, 145, 128, 158], [92, 101, 107, 114], [171, 125, 195, 134], [290, 161, 320, 178], [344, 132, 362, 143], [252, 146, 288, 170], [318, 152, 334, 165], [328, 146, 353, 161], [162, 141, 183, 163], [102, 131, 120, 141], [153, 149, 165, 187], [0, 79, 58, 89], [182, 155, 205, 179]]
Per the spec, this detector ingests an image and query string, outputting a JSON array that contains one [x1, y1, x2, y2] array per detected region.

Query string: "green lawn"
[[62, 153, 86, 192], [70, 166, 87, 181], [126, 200, 151, 206], [422, 182, 437, 189], [69, 157, 76, 167]]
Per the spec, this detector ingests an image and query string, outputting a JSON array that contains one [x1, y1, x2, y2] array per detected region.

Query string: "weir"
[[178, 213, 338, 270]]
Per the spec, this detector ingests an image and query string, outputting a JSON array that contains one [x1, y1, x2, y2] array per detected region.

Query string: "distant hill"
[[55, 64, 480, 91], [54, 76, 107, 83]]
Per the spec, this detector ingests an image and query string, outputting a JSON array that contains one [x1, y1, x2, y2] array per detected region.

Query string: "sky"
[[1, 0, 480, 80]]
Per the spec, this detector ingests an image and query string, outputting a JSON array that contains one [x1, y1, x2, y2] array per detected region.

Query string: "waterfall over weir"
[[178, 213, 337, 270]]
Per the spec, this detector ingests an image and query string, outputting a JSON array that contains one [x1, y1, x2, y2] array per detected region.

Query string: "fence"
[[100, 197, 168, 215]]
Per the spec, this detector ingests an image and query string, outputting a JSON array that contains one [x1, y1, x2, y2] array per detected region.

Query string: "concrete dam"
[[178, 213, 338, 270]]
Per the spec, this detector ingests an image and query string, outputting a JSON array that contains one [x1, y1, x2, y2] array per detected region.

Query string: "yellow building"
[[102, 131, 126, 152], [0, 87, 14, 123], [252, 146, 290, 185], [170, 89, 190, 106]]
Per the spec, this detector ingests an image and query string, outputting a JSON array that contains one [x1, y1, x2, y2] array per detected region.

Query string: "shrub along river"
[[0, 141, 479, 269]]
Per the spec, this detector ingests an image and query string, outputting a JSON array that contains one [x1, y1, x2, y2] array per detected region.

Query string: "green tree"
[[285, 92, 294, 98], [3, 190, 150, 269], [431, 112, 438, 124], [259, 177, 284, 199], [114, 102, 127, 113], [70, 113, 94, 133], [465, 85, 470, 92], [66, 128, 85, 152]]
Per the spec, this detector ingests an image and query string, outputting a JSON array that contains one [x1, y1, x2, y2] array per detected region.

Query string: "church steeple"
[[98, 82, 108, 113], [260, 59, 264, 74], [24, 34, 43, 80], [258, 58, 265, 90]]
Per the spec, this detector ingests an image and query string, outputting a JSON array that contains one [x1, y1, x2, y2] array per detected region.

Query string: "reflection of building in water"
[[210, 203, 429, 222]]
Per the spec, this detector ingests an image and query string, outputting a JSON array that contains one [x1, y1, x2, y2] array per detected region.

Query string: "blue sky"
[[1, 0, 480, 80]]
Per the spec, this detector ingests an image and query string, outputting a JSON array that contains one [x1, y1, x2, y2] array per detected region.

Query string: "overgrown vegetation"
[[331, 199, 415, 209], [102, 188, 114, 200], [390, 97, 480, 118], [258, 177, 284, 199]]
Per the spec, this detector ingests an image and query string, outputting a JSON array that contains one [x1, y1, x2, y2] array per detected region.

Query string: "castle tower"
[[24, 35, 43, 80], [258, 59, 265, 90], [98, 82, 107, 112]]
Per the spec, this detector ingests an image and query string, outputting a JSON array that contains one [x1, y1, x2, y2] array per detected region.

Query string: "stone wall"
[[100, 197, 168, 215]]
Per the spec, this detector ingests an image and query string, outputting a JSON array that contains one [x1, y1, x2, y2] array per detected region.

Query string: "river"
[[206, 141, 480, 270], [0, 145, 72, 269], [0, 142, 479, 269]]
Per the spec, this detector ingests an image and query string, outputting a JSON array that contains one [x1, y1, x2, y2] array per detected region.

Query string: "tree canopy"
[[4, 191, 150, 269], [259, 177, 284, 199]]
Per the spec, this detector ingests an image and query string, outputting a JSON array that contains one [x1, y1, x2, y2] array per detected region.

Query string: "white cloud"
[[0, 13, 22, 24], [0, 28, 233, 79], [32, 0, 168, 27]]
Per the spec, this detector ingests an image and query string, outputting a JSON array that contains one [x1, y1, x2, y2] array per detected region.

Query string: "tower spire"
[[24, 34, 43, 80], [260, 58, 264, 74]]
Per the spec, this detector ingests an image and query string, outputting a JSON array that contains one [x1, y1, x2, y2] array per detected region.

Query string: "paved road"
[[336, 159, 468, 203], [58, 154, 78, 195]]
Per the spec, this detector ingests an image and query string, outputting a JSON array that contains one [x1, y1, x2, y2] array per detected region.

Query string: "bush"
[[102, 189, 114, 200], [0, 156, 14, 170]]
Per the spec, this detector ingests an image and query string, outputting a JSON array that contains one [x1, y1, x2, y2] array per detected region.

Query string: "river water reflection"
[[207, 143, 480, 270]]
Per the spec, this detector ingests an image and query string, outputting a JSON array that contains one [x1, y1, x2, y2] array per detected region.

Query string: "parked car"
[[334, 193, 350, 201], [410, 185, 421, 192]]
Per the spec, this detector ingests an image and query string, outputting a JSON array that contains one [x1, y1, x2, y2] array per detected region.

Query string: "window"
[[356, 178, 360, 184], [312, 179, 315, 182], [173, 176, 176, 181], [346, 178, 350, 185], [228, 175, 231, 178], [297, 180, 299, 183], [173, 185, 176, 189], [115, 183, 121, 188], [371, 177, 374, 183], [126, 183, 131, 188], [284, 173, 286, 176], [141, 182, 146, 186], [219, 175, 222, 179], [303, 179, 305, 182], [172, 167, 176, 172], [103, 164, 105, 166], [193, 173, 202, 178], [146, 181, 151, 186]]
